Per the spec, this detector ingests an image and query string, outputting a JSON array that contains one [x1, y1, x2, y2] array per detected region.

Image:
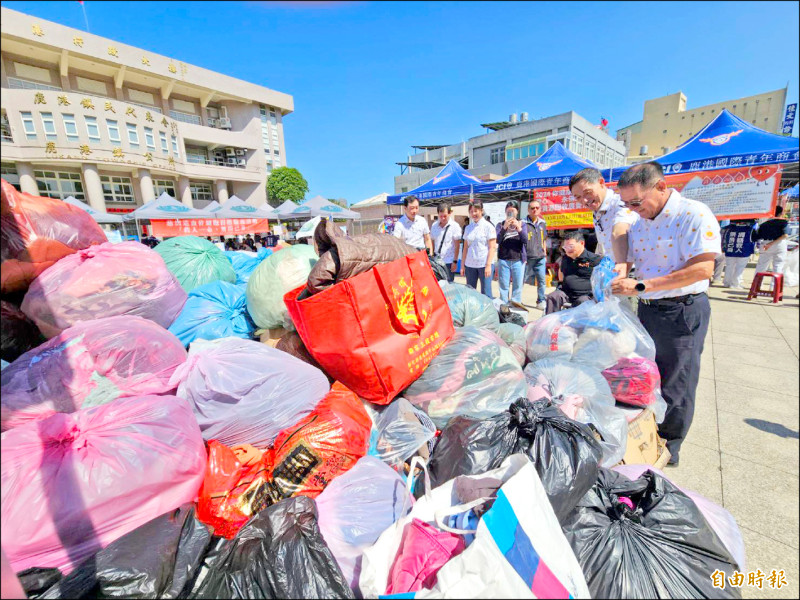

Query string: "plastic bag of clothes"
[[525, 257, 655, 370], [20, 241, 187, 338], [365, 398, 437, 473], [561, 468, 742, 599], [246, 244, 318, 329], [495, 322, 526, 366], [168, 281, 256, 347], [1, 395, 206, 575], [524, 357, 628, 467], [155, 236, 236, 292], [602, 357, 668, 421], [196, 382, 372, 538], [1, 179, 107, 294], [224, 250, 264, 285], [1, 316, 187, 432], [1, 300, 45, 363], [497, 302, 527, 327], [404, 326, 527, 428], [316, 456, 412, 593], [18, 504, 212, 599], [170, 337, 329, 448], [421, 398, 603, 522], [439, 281, 500, 331], [274, 330, 333, 382], [188, 495, 353, 599]]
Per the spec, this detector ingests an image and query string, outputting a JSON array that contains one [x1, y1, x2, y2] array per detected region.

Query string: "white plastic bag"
[[439, 281, 500, 331], [169, 337, 330, 448], [784, 245, 799, 287], [364, 398, 437, 472], [495, 322, 526, 366], [524, 357, 628, 467], [316, 456, 412, 594]]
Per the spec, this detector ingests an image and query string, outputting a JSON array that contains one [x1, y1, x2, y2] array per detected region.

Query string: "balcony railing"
[[186, 154, 247, 169], [169, 110, 202, 125]]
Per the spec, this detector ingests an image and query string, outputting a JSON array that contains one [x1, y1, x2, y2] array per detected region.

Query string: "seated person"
[[545, 231, 602, 314]]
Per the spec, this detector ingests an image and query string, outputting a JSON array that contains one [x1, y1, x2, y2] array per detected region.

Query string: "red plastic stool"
[[747, 272, 784, 303]]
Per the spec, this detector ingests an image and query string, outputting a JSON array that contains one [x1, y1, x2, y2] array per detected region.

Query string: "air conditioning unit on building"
[[520, 112, 529, 122], [225, 147, 236, 157], [639, 145, 649, 156], [235, 148, 245, 156], [207, 118, 218, 128], [218, 117, 232, 129]]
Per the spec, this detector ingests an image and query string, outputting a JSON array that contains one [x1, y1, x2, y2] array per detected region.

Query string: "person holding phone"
[[461, 200, 497, 298], [496, 201, 528, 308]]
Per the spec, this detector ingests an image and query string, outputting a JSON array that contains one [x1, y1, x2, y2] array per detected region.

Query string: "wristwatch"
[[635, 281, 647, 293]]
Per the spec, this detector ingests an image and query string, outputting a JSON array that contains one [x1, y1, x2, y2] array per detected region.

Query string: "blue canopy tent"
[[387, 159, 483, 205], [602, 109, 799, 182], [473, 141, 600, 195], [781, 182, 799, 198]]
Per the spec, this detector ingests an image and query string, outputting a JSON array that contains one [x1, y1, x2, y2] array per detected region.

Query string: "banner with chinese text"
[[150, 218, 271, 237], [533, 187, 593, 230]]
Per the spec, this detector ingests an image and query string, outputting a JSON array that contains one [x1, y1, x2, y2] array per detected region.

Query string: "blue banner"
[[782, 103, 797, 135]]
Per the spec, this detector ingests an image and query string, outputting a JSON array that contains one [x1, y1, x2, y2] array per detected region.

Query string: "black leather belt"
[[639, 292, 706, 307]]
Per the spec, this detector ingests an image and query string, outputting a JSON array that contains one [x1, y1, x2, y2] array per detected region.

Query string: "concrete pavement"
[[454, 263, 799, 598]]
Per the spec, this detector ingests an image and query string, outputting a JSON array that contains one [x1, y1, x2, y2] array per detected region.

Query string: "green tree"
[[266, 167, 309, 207], [328, 197, 348, 208]]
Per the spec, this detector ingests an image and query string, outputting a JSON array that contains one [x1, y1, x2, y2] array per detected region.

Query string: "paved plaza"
[[455, 264, 800, 598]]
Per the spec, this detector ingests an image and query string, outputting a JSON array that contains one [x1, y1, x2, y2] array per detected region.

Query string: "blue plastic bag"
[[168, 281, 256, 347], [257, 246, 274, 260], [224, 251, 263, 285]]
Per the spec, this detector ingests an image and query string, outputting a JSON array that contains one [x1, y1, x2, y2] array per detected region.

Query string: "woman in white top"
[[460, 199, 497, 298]]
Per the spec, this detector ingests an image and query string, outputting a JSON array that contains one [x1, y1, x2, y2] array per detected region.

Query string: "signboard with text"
[[533, 187, 593, 230], [782, 103, 797, 135], [150, 218, 270, 237]]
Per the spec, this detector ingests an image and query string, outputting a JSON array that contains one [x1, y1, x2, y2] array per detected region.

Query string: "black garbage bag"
[[497, 303, 526, 327], [427, 254, 450, 281], [1, 299, 45, 362], [562, 468, 742, 599], [18, 504, 212, 599], [188, 495, 354, 599], [420, 398, 603, 522]]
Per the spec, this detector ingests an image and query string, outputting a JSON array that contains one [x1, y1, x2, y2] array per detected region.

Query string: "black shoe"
[[665, 457, 680, 467]]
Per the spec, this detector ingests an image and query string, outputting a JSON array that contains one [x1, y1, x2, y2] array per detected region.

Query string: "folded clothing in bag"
[[440, 281, 500, 331], [306, 219, 417, 295], [21, 241, 187, 339], [495, 322, 526, 366], [422, 398, 603, 522], [1, 178, 107, 294], [189, 495, 354, 599], [1, 316, 187, 432], [602, 357, 667, 422], [1, 300, 45, 363], [168, 281, 256, 347], [1, 395, 207, 575], [154, 236, 236, 293], [365, 398, 437, 472], [404, 326, 527, 428], [170, 337, 329, 449], [561, 468, 742, 599]]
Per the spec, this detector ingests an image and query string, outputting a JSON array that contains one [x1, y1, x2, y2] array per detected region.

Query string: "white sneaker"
[[536, 301, 546, 310]]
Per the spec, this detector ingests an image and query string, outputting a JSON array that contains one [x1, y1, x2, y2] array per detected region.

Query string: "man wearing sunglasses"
[[524, 200, 548, 310], [569, 167, 638, 276], [611, 162, 721, 468]]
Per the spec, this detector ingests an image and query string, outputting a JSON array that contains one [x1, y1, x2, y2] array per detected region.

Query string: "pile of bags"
[[1, 197, 747, 600]]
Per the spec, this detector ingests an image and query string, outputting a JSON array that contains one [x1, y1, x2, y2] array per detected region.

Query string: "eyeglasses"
[[530, 206, 541, 211], [621, 184, 657, 207]]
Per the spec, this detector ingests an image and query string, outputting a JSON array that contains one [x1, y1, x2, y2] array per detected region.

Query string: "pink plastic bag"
[[1, 316, 187, 432], [1, 395, 206, 575], [21, 241, 186, 338]]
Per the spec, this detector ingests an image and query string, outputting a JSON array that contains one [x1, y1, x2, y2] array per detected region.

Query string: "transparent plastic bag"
[[495, 322, 526, 366], [246, 245, 318, 329], [154, 235, 236, 292], [439, 281, 500, 331], [20, 241, 187, 339], [601, 357, 667, 422], [524, 357, 627, 467], [168, 280, 256, 347], [170, 337, 330, 449], [365, 397, 437, 471], [1, 316, 187, 432], [224, 251, 265, 286], [404, 326, 527, 428]]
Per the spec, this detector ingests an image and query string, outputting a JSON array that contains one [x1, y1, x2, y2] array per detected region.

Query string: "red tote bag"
[[284, 250, 454, 404]]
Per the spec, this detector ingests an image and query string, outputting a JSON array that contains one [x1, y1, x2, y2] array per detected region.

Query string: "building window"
[[129, 101, 161, 114], [664, 113, 669, 117], [186, 147, 208, 164], [171, 135, 179, 156], [84, 116, 100, 141], [7, 76, 61, 91], [40, 112, 57, 141], [34, 170, 84, 200], [1, 163, 20, 189], [106, 119, 121, 145], [701, 112, 704, 116], [126, 123, 139, 147], [159, 131, 168, 154], [1, 112, 13, 143], [144, 127, 155, 150], [169, 110, 201, 125], [711, 109, 715, 114], [662, 129, 667, 134], [21, 111, 37, 140], [154, 179, 176, 198], [100, 175, 134, 202], [189, 181, 213, 202], [490, 147, 505, 165], [62, 114, 79, 141]]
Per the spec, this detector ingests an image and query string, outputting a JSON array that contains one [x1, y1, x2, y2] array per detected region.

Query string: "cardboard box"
[[618, 408, 671, 467], [258, 327, 287, 348]]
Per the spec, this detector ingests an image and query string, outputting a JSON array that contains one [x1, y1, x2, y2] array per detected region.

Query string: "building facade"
[[394, 111, 626, 193], [616, 89, 788, 163], [0, 7, 293, 215]]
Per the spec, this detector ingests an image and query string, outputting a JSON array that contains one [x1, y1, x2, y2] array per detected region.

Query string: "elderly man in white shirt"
[[611, 162, 721, 468], [569, 167, 638, 275], [430, 202, 463, 283], [393, 195, 433, 254]]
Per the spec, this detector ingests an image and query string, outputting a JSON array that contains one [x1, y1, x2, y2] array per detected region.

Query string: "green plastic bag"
[[246, 245, 318, 330], [154, 236, 236, 292]]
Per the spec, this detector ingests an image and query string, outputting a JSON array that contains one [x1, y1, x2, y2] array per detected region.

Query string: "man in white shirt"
[[430, 202, 463, 283], [393, 195, 433, 254], [611, 162, 721, 467], [569, 167, 638, 276]]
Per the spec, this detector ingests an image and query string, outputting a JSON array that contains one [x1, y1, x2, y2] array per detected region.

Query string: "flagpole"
[[79, 1, 90, 32]]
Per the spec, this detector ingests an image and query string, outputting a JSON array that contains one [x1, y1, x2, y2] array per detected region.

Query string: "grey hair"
[[617, 162, 664, 189], [569, 168, 602, 190]]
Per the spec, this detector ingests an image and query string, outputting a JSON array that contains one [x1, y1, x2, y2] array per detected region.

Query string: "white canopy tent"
[[123, 192, 215, 240], [204, 200, 222, 213], [274, 199, 308, 219], [215, 195, 276, 219], [62, 196, 126, 223], [291, 195, 361, 220], [295, 216, 323, 239]]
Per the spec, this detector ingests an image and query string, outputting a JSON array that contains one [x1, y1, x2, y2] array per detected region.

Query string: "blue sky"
[[5, 0, 799, 205]]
